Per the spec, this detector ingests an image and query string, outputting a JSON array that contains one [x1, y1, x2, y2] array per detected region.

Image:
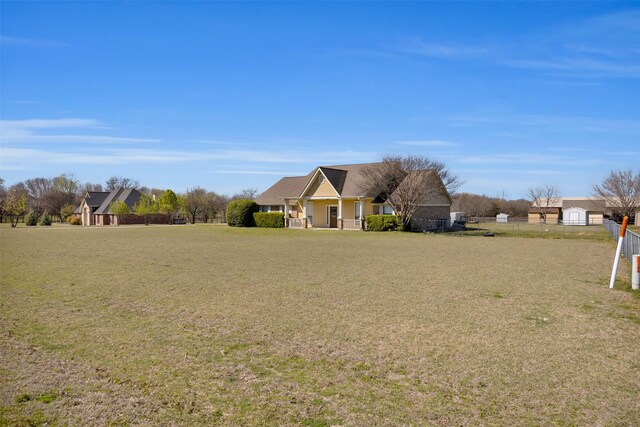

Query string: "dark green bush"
[[38, 213, 52, 226], [365, 214, 404, 231], [253, 212, 284, 228], [226, 199, 259, 227], [25, 211, 38, 226]]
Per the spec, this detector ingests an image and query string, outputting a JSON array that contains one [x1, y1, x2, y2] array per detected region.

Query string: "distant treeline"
[[0, 175, 258, 224], [452, 193, 530, 218]]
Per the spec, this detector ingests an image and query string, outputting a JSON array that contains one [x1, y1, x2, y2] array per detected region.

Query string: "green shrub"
[[253, 212, 285, 228], [38, 213, 52, 226], [67, 216, 82, 225], [226, 199, 259, 227], [25, 211, 38, 226], [365, 214, 403, 231]]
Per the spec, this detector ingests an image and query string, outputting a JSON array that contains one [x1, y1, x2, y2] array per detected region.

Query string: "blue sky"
[[1, 1, 638, 198]]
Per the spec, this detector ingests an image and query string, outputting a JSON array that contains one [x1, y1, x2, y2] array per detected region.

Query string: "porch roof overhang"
[[300, 195, 367, 200]]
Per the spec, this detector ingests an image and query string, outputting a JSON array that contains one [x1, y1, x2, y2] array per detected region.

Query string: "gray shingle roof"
[[95, 188, 142, 214], [255, 162, 450, 205], [83, 191, 111, 208], [561, 198, 607, 211], [317, 163, 383, 198], [254, 176, 311, 206]]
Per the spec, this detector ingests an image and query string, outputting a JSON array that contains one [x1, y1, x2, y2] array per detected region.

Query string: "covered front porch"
[[284, 197, 372, 230]]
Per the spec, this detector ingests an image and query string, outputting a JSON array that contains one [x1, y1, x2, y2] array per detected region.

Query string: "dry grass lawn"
[[1, 224, 639, 426]]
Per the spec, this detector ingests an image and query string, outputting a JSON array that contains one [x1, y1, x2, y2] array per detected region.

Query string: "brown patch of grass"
[[1, 224, 639, 425]]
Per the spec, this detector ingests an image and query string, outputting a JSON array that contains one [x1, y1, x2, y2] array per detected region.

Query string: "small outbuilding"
[[563, 206, 588, 226], [496, 213, 509, 223]]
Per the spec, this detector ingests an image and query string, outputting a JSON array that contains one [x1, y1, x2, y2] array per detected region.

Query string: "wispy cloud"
[[390, 9, 640, 78], [0, 35, 69, 48], [446, 113, 640, 134], [0, 118, 160, 144], [397, 38, 490, 59], [210, 170, 308, 175], [395, 139, 460, 147], [505, 57, 640, 78], [0, 146, 377, 168], [450, 152, 603, 167]]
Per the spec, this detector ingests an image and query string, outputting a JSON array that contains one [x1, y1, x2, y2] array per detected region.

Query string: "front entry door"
[[329, 206, 338, 228]]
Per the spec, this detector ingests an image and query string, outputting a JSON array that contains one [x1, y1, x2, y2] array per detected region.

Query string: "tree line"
[[0, 175, 259, 226], [452, 193, 530, 218]]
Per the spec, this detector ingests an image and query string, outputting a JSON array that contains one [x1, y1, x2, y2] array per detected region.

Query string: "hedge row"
[[253, 212, 284, 228], [365, 214, 403, 231]]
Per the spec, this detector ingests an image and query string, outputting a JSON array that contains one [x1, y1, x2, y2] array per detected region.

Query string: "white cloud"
[[398, 38, 490, 59], [0, 118, 160, 144], [0, 146, 378, 168], [450, 152, 603, 167], [210, 170, 308, 175]]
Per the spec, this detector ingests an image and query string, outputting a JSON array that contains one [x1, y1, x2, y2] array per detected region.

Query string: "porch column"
[[303, 199, 308, 228], [338, 198, 343, 230], [359, 197, 365, 229], [283, 199, 289, 228]]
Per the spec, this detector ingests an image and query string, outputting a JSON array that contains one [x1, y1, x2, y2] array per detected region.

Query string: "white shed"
[[563, 206, 588, 226], [496, 213, 509, 223]]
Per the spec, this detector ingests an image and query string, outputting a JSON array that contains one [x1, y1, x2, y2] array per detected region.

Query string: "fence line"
[[603, 219, 640, 262]]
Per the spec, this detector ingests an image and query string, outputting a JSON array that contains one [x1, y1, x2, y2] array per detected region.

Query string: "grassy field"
[[1, 224, 639, 426], [454, 221, 613, 240]]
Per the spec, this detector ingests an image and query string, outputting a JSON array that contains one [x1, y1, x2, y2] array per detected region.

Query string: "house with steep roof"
[[255, 163, 451, 230], [79, 188, 153, 226], [79, 191, 112, 225], [93, 188, 142, 225]]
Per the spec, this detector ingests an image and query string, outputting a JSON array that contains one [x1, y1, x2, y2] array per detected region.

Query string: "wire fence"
[[603, 219, 640, 262]]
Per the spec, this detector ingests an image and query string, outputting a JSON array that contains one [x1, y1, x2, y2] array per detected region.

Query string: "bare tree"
[[232, 188, 259, 200], [24, 177, 53, 215], [527, 185, 560, 224], [593, 169, 640, 219], [201, 191, 225, 223], [183, 187, 208, 224], [501, 198, 530, 217], [46, 174, 79, 222], [359, 155, 461, 229], [0, 178, 6, 223], [80, 181, 103, 193], [5, 184, 28, 227], [453, 193, 494, 218], [106, 176, 140, 190]]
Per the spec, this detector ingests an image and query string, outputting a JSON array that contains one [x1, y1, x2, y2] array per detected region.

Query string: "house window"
[[383, 205, 394, 215], [355, 202, 361, 220]]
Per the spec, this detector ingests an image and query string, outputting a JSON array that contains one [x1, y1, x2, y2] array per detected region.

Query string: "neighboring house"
[[562, 198, 607, 225], [93, 188, 142, 225], [254, 163, 451, 231], [528, 197, 562, 224], [78, 188, 169, 226], [528, 197, 611, 225], [79, 191, 111, 225]]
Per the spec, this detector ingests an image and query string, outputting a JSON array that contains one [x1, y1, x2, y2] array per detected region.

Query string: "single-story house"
[[528, 197, 562, 224], [254, 163, 452, 231], [528, 197, 617, 226], [78, 188, 168, 226]]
